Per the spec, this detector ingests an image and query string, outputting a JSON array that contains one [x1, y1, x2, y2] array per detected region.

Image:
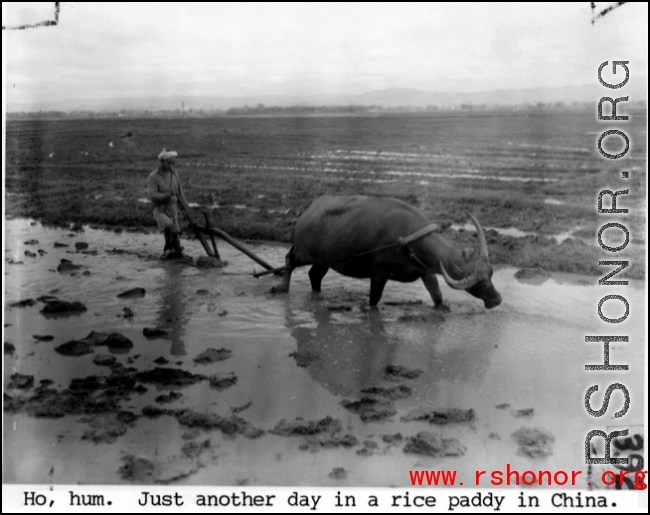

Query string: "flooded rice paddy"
[[3, 218, 645, 487]]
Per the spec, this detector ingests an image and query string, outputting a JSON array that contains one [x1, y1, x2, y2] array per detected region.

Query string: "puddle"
[[3, 218, 645, 487], [452, 223, 583, 243]]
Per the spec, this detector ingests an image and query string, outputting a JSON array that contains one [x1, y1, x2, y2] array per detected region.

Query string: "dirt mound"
[[194, 348, 232, 364], [9, 373, 34, 390], [40, 298, 87, 316], [400, 408, 476, 425], [143, 327, 169, 338], [57, 259, 82, 272], [209, 374, 238, 390], [288, 350, 321, 368], [384, 365, 423, 381], [404, 431, 467, 457], [117, 288, 146, 299], [360, 384, 412, 400], [511, 427, 555, 458], [81, 411, 137, 444], [10, 299, 37, 308], [119, 453, 201, 484], [134, 367, 206, 386], [271, 416, 358, 452], [340, 397, 396, 422]]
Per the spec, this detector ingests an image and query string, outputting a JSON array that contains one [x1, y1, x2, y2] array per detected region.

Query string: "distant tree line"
[[6, 100, 646, 120]]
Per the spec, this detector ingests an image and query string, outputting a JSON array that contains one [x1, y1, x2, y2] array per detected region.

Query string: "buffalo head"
[[439, 212, 502, 309]]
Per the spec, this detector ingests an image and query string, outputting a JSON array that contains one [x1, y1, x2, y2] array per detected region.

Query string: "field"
[[5, 111, 647, 278], [4, 112, 647, 487]]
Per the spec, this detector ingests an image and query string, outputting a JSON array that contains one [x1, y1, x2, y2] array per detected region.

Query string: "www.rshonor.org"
[[408, 465, 647, 489]]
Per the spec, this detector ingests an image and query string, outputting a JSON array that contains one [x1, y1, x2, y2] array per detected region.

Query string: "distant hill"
[[6, 80, 647, 113]]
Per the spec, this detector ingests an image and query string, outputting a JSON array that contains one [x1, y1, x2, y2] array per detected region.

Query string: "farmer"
[[147, 149, 191, 259]]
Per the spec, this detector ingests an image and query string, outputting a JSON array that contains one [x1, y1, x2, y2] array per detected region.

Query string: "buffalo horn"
[[440, 262, 480, 290], [465, 210, 489, 260]]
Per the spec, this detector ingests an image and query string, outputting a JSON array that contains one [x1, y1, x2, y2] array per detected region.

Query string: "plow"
[[186, 208, 283, 276]]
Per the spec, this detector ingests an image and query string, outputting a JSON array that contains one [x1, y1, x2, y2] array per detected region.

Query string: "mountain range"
[[7, 81, 647, 112]]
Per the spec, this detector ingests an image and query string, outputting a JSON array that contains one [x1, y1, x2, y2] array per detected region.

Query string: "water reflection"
[[157, 263, 191, 356], [286, 304, 399, 397]]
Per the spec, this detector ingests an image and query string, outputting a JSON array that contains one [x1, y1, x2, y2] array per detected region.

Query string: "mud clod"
[[75, 242, 89, 250], [142, 406, 172, 418], [272, 416, 342, 437], [404, 431, 467, 457], [194, 348, 232, 364], [143, 327, 169, 338], [495, 403, 511, 409], [40, 299, 87, 316], [401, 408, 476, 425], [384, 365, 423, 381], [511, 408, 535, 418], [135, 368, 206, 386], [182, 439, 211, 458], [55, 340, 93, 356], [102, 332, 133, 349], [289, 350, 321, 368], [182, 428, 202, 440], [382, 433, 403, 444], [340, 397, 397, 422], [361, 384, 412, 400], [270, 416, 359, 452], [512, 427, 555, 458], [175, 409, 264, 438], [155, 391, 183, 404], [93, 354, 117, 366], [81, 411, 136, 444], [154, 356, 170, 365], [328, 467, 347, 480], [11, 299, 37, 308], [5, 342, 16, 355], [117, 288, 146, 299], [69, 376, 104, 391], [196, 256, 224, 268], [209, 374, 238, 390], [119, 454, 200, 484], [57, 259, 82, 272], [9, 373, 34, 390]]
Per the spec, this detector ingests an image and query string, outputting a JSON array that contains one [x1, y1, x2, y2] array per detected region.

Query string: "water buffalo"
[[271, 195, 502, 309]]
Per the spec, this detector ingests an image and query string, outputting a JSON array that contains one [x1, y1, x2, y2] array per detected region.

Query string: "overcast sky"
[[3, 2, 648, 107]]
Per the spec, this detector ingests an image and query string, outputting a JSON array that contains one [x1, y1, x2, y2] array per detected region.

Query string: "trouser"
[[164, 227, 183, 253]]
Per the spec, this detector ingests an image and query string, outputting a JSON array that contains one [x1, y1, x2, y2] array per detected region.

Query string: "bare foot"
[[433, 303, 451, 313]]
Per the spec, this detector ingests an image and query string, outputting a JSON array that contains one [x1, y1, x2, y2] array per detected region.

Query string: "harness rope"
[[253, 223, 442, 278]]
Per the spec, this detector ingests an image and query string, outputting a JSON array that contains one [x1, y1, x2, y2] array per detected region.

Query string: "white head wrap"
[[158, 149, 178, 161]]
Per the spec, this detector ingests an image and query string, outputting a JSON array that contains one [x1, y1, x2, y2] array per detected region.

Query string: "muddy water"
[[3, 219, 645, 487]]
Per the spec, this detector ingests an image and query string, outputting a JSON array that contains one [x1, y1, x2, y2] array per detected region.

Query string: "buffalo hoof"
[[433, 304, 451, 313], [269, 285, 289, 294]]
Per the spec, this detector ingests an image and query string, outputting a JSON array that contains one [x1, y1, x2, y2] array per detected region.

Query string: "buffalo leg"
[[308, 264, 329, 292], [369, 272, 389, 306], [270, 247, 296, 294], [422, 273, 448, 310]]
